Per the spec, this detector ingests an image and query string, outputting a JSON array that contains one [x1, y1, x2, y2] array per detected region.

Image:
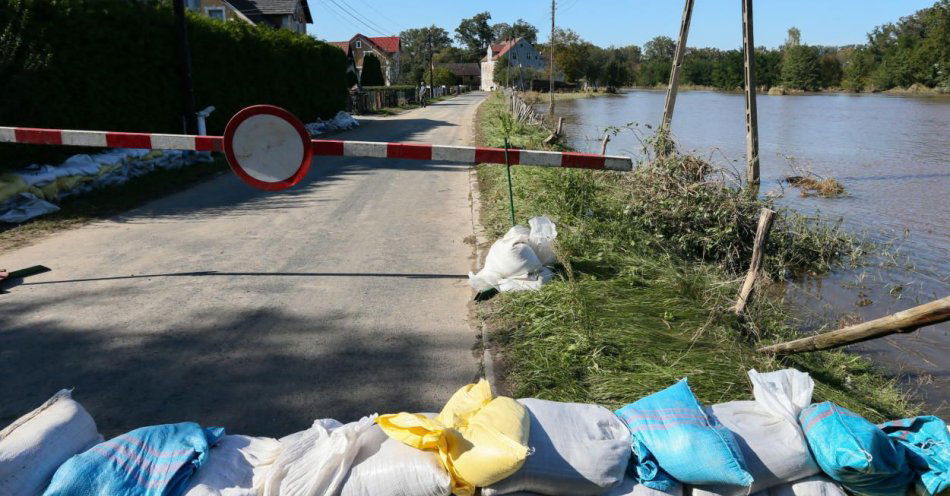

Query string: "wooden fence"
[[349, 85, 473, 114]]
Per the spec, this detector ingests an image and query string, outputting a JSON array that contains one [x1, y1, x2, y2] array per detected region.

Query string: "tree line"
[[394, 1, 948, 92]]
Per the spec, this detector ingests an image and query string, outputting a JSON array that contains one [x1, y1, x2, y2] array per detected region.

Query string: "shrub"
[[360, 53, 385, 86], [0, 0, 347, 171]]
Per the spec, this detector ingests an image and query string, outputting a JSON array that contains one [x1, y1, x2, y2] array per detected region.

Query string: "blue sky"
[[307, 0, 935, 49]]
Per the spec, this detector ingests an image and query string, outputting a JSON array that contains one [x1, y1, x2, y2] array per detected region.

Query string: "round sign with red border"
[[223, 105, 312, 191]]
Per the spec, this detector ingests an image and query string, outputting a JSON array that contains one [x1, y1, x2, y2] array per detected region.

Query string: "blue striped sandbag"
[[614, 379, 752, 490], [878, 416, 950, 496], [799, 402, 914, 496], [43, 422, 224, 496]]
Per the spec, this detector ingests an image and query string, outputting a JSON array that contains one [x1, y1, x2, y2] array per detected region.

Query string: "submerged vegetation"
[[474, 92, 916, 421]]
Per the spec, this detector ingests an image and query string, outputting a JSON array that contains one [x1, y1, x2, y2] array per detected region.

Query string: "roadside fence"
[[349, 85, 474, 114]]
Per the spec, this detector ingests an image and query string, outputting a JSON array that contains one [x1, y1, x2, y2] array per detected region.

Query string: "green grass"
[[474, 92, 917, 421], [0, 156, 228, 252]]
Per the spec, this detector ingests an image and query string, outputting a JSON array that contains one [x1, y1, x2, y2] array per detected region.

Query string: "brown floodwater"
[[549, 89, 949, 416]]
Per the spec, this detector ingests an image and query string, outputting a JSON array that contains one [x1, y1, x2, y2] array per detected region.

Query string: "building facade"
[[329, 34, 402, 87], [480, 37, 546, 91], [187, 0, 312, 34]]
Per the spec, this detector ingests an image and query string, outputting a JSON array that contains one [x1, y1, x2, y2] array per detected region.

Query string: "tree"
[[434, 46, 465, 64], [604, 59, 630, 90], [425, 66, 458, 86], [581, 44, 607, 88], [455, 12, 494, 60], [786, 27, 801, 48], [491, 19, 538, 44], [398, 26, 451, 84], [551, 28, 588, 83], [643, 35, 675, 61], [360, 53, 385, 86], [781, 44, 821, 90]]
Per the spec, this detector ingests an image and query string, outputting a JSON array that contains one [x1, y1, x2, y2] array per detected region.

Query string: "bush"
[[0, 0, 347, 171], [360, 53, 385, 86], [424, 67, 458, 86]]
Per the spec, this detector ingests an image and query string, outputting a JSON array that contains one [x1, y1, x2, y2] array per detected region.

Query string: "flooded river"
[[551, 89, 949, 415]]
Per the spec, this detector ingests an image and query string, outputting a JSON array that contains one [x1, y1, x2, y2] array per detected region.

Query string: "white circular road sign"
[[223, 105, 312, 191]]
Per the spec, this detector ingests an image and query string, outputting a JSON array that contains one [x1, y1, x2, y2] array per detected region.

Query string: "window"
[[205, 7, 225, 21], [355, 40, 362, 49]]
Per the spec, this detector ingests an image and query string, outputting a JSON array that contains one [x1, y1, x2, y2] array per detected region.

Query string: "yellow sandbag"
[[377, 379, 529, 496], [0, 174, 28, 203]]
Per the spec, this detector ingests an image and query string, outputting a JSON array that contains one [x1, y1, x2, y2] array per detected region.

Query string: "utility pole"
[[742, 0, 760, 191], [506, 37, 511, 89], [548, 0, 555, 115], [427, 31, 434, 90], [173, 0, 197, 135], [661, 0, 695, 132]]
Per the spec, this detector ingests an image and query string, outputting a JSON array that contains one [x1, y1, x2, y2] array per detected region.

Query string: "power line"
[[352, 0, 403, 34], [325, 0, 391, 37], [320, 1, 364, 35]]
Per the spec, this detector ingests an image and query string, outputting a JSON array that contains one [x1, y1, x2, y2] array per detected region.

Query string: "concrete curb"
[[468, 164, 499, 390]]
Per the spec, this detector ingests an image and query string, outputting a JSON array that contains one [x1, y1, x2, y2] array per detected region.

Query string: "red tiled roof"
[[328, 35, 401, 55], [489, 37, 522, 61], [368, 36, 400, 53]]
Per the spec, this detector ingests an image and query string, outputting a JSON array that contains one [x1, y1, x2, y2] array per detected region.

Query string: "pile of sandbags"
[[469, 216, 558, 293], [0, 149, 210, 224], [2, 370, 948, 496], [305, 111, 360, 136]]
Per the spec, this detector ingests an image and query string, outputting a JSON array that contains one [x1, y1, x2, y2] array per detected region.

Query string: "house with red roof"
[[480, 37, 547, 91], [329, 34, 402, 86]]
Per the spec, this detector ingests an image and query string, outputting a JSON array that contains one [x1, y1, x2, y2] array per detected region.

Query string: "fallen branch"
[[731, 207, 775, 317], [758, 296, 950, 354]]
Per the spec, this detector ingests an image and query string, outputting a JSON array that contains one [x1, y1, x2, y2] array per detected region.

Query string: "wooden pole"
[[173, 0, 197, 135], [742, 0, 760, 191], [661, 0, 695, 131], [548, 0, 556, 115], [732, 207, 775, 316], [759, 296, 950, 355], [601, 132, 611, 154]]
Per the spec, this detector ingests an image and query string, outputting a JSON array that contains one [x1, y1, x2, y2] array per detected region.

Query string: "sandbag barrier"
[[3, 369, 947, 496], [0, 126, 633, 172]]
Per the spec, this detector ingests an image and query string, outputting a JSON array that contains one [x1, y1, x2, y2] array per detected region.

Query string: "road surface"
[[0, 92, 488, 437]]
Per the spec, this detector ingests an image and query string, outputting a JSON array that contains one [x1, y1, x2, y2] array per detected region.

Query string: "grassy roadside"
[[0, 157, 228, 252], [521, 90, 615, 104], [473, 91, 917, 421]]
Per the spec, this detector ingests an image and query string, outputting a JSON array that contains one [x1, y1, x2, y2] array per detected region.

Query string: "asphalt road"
[[0, 92, 488, 437]]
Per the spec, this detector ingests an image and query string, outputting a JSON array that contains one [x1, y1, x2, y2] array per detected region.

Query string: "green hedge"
[[0, 0, 347, 170]]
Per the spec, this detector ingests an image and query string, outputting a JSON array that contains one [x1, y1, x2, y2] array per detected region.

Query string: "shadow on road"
[[0, 286, 465, 437]]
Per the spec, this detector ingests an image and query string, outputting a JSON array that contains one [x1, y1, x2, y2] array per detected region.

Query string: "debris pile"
[[1, 369, 947, 496], [305, 111, 360, 136]]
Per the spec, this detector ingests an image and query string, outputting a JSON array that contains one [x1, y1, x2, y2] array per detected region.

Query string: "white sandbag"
[[497, 267, 555, 293], [605, 476, 684, 496], [693, 369, 819, 496], [469, 226, 543, 292], [258, 416, 376, 496], [483, 398, 630, 496], [0, 390, 102, 496], [766, 476, 847, 496], [339, 424, 451, 496], [747, 368, 813, 426], [184, 435, 281, 496], [527, 216, 558, 266]]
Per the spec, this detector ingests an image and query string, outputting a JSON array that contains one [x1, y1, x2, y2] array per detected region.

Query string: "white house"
[[480, 37, 546, 91]]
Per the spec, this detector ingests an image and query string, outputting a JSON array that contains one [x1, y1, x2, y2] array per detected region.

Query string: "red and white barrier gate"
[[0, 105, 633, 191]]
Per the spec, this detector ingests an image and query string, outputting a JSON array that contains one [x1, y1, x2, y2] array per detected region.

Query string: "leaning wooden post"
[[661, 0, 695, 132], [601, 132, 611, 155], [742, 0, 761, 192], [732, 207, 775, 316], [759, 296, 950, 355]]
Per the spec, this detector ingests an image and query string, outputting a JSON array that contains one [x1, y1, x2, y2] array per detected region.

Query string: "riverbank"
[[473, 91, 918, 421], [623, 83, 950, 96]]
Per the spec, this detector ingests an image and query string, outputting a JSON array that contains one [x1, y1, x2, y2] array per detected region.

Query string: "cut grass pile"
[[473, 91, 917, 421]]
